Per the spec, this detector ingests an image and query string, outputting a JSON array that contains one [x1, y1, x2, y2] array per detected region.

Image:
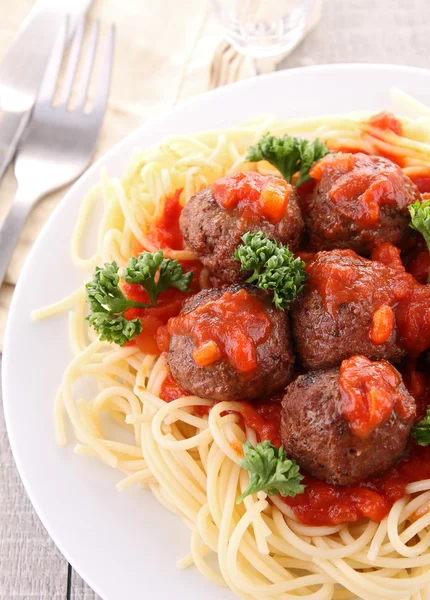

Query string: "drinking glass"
[[210, 0, 319, 59]]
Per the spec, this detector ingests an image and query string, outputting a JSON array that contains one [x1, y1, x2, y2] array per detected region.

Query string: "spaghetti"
[[34, 90, 430, 600]]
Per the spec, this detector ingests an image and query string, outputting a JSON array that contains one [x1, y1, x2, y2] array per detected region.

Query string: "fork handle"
[[0, 195, 33, 288]]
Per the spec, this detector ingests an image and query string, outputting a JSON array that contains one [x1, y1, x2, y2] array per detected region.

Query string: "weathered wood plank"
[[0, 357, 68, 599]]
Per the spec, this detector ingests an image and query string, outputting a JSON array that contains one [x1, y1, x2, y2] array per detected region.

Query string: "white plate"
[[4, 64, 430, 600]]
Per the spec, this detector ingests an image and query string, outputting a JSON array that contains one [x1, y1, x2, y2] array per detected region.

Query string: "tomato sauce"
[[122, 260, 202, 354], [160, 373, 187, 402], [369, 243, 430, 356], [339, 355, 415, 438], [168, 288, 271, 372], [397, 284, 430, 356], [408, 250, 430, 284], [368, 112, 403, 136], [147, 189, 184, 250], [212, 172, 290, 224], [229, 386, 430, 527], [408, 174, 430, 194], [402, 357, 430, 420], [307, 247, 411, 320], [309, 153, 413, 230], [285, 443, 430, 526], [233, 399, 283, 448], [370, 305, 394, 344]]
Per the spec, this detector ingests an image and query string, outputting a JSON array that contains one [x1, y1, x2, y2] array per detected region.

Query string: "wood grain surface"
[[2, 0, 430, 598]]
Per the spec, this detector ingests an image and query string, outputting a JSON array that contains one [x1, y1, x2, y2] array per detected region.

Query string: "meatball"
[[281, 357, 416, 485], [306, 153, 421, 254], [167, 285, 294, 401], [180, 172, 304, 283], [291, 249, 407, 369]]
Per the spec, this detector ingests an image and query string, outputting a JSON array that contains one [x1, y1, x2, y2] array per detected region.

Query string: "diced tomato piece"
[[368, 112, 403, 136], [370, 305, 394, 344]]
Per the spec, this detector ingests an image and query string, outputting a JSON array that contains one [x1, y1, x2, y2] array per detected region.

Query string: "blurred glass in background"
[[210, 0, 319, 58]]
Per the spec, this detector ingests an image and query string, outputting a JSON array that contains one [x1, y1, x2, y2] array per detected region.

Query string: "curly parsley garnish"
[[237, 440, 305, 503], [125, 251, 193, 305], [412, 408, 430, 446], [86, 250, 193, 346], [409, 199, 430, 252], [234, 231, 307, 310], [246, 133, 330, 187]]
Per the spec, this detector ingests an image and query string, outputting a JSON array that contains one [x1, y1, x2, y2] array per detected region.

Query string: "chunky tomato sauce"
[[371, 243, 430, 356], [408, 173, 430, 194], [168, 289, 271, 372], [339, 355, 415, 437], [306, 243, 430, 357], [307, 247, 411, 320], [368, 112, 403, 136], [123, 260, 203, 354], [232, 399, 283, 448], [408, 250, 430, 284], [160, 373, 187, 402], [309, 153, 414, 229], [212, 172, 290, 224], [397, 285, 430, 355], [147, 189, 184, 250], [285, 443, 430, 526], [402, 358, 430, 420]]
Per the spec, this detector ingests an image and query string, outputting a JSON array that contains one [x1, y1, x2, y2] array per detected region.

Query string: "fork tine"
[[74, 20, 100, 111], [91, 23, 115, 117], [37, 16, 68, 104], [58, 18, 85, 107]]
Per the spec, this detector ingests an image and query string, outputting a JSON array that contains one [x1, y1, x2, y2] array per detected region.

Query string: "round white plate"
[[4, 64, 430, 600]]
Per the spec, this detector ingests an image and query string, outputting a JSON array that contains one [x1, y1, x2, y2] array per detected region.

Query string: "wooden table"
[[2, 0, 430, 597]]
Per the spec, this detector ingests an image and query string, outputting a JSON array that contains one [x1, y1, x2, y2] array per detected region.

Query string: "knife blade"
[[0, 0, 93, 182]]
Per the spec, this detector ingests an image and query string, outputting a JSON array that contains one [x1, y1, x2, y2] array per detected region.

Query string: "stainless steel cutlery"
[[0, 17, 115, 286]]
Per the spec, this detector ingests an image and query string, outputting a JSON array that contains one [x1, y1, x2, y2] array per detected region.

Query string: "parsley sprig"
[[246, 133, 330, 187], [234, 231, 307, 310], [409, 199, 430, 252], [86, 250, 193, 346], [125, 251, 192, 305], [412, 408, 430, 446], [237, 441, 305, 503]]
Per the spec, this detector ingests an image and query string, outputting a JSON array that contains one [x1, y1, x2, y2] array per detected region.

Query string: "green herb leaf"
[[87, 312, 142, 346], [246, 133, 330, 186], [85, 261, 149, 346], [409, 199, 430, 253], [234, 231, 307, 310], [412, 408, 430, 446], [237, 440, 305, 503], [86, 252, 193, 345], [125, 250, 193, 305]]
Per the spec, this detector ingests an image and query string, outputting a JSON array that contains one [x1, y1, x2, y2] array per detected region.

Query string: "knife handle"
[[0, 193, 32, 288]]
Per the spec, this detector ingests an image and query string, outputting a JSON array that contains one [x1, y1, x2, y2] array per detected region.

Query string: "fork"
[[208, 39, 245, 89], [0, 16, 115, 287]]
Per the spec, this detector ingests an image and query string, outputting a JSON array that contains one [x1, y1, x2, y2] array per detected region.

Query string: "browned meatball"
[[306, 153, 421, 255], [167, 285, 294, 401], [180, 172, 304, 283], [291, 249, 407, 369], [281, 357, 416, 485]]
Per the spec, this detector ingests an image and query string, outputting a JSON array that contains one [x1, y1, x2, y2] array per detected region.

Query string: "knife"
[[0, 0, 93, 182]]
